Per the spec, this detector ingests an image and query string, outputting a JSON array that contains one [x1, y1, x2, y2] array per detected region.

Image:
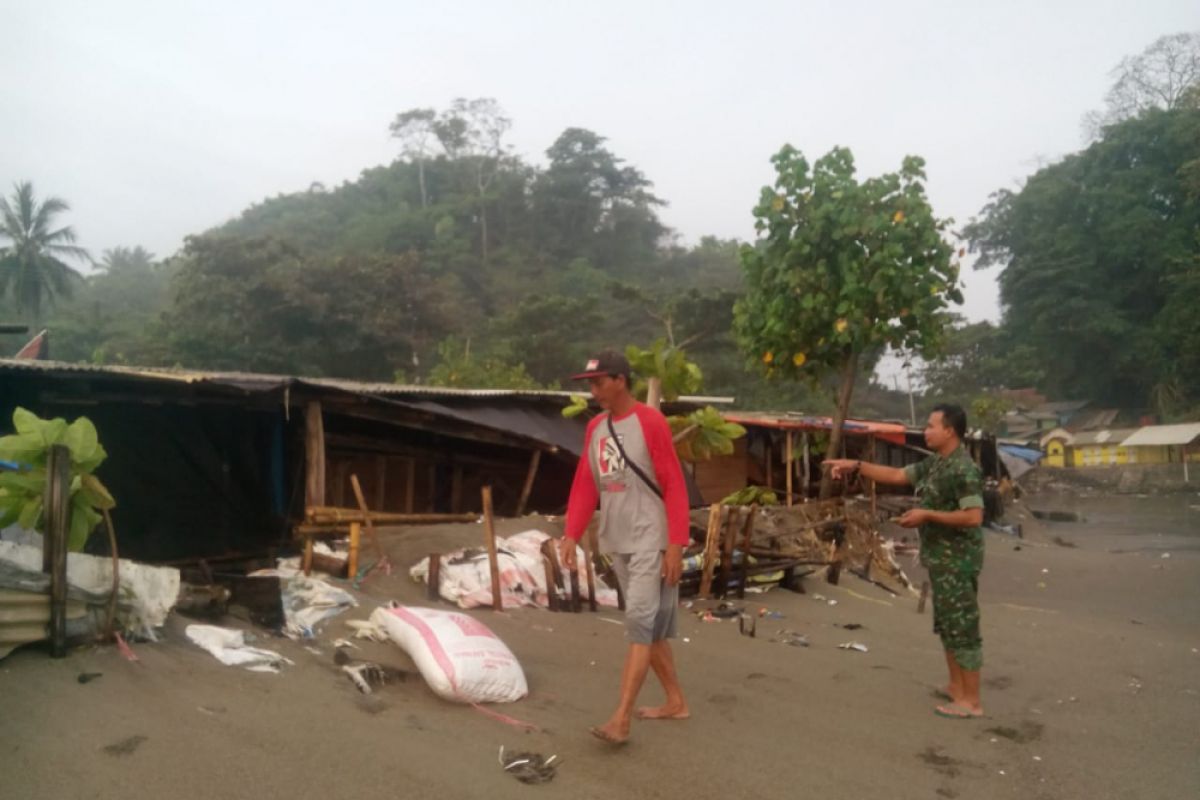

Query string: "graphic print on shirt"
[[598, 435, 626, 477]]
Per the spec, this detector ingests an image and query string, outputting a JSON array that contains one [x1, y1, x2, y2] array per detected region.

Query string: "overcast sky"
[[3, 1, 1197, 324]]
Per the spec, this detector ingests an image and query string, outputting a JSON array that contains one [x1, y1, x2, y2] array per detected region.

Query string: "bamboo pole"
[[305, 507, 477, 524], [481, 486, 503, 610], [514, 449, 542, 517]]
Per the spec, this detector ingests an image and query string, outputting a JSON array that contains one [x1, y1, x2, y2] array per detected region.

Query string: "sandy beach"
[[2, 489, 1198, 800]]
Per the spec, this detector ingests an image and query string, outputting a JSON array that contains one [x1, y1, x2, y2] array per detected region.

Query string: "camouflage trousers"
[[929, 567, 982, 671]]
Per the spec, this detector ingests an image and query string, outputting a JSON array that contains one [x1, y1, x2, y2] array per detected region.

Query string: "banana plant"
[[0, 407, 115, 550]]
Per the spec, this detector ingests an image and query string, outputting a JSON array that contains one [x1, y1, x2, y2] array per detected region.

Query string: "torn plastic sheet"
[[185, 624, 293, 673]]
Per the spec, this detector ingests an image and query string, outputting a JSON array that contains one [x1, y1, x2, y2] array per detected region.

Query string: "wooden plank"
[[44, 444, 71, 658], [304, 509, 477, 524], [514, 450, 541, 517], [304, 402, 326, 509], [427, 464, 436, 512], [868, 435, 878, 519], [302, 536, 314, 576], [481, 486, 502, 610], [698, 503, 723, 598]]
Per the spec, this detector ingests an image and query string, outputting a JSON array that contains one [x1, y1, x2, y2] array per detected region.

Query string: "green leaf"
[[0, 468, 46, 495], [0, 432, 47, 465], [67, 496, 101, 551], [12, 407, 41, 435], [17, 496, 42, 530], [561, 395, 589, 419], [63, 417, 101, 465]]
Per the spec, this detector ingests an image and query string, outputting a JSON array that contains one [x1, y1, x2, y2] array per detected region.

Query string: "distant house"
[[1120, 423, 1200, 468], [1038, 422, 1200, 475]]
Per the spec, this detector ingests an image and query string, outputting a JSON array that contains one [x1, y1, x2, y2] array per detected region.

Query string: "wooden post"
[[918, 580, 930, 614], [736, 504, 758, 599], [404, 458, 415, 513], [569, 567, 582, 613], [427, 553, 441, 601], [698, 503, 723, 598], [347, 522, 361, 579], [802, 432, 811, 500], [514, 450, 542, 517], [304, 402, 326, 509], [541, 539, 564, 611], [588, 526, 620, 610], [44, 444, 71, 658], [481, 486, 503, 610], [583, 533, 598, 612], [786, 432, 794, 507], [302, 536, 314, 576], [718, 506, 740, 598]]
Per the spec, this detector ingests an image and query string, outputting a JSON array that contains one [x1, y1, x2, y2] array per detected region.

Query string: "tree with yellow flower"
[[735, 145, 963, 497]]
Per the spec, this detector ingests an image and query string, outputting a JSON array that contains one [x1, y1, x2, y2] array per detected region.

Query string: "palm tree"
[[0, 181, 89, 325]]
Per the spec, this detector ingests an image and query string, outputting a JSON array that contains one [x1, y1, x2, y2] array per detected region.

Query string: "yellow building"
[[1039, 428, 1072, 468], [1070, 428, 1139, 466]]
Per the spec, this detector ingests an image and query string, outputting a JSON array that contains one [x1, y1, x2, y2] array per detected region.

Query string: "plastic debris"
[[499, 746, 558, 784], [838, 642, 869, 653], [770, 630, 809, 647], [185, 624, 293, 673]]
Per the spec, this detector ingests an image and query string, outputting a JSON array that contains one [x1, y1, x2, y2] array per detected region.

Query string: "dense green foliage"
[[963, 102, 1200, 417]]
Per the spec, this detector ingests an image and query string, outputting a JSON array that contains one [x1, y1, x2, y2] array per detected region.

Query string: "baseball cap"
[[570, 349, 632, 381]]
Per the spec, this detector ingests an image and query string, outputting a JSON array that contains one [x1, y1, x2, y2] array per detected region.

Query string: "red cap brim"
[[570, 370, 608, 380]]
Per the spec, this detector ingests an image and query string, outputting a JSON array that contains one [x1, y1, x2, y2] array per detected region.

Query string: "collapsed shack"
[[0, 359, 717, 567]]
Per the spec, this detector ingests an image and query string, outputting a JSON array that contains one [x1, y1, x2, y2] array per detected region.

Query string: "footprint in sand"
[[985, 720, 1044, 744], [985, 675, 1014, 691], [102, 735, 147, 757]]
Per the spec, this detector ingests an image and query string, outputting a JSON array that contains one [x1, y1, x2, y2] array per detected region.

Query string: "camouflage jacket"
[[904, 444, 985, 571]]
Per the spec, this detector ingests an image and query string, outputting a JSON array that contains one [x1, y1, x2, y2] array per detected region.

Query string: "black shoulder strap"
[[606, 413, 663, 499]]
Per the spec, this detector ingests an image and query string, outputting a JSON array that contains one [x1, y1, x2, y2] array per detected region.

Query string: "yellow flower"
[[792, 352, 807, 367], [893, 210, 905, 223], [771, 195, 786, 212], [762, 351, 774, 364], [835, 318, 848, 333]]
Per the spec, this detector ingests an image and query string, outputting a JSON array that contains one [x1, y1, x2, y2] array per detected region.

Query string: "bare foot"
[[935, 685, 962, 702], [635, 704, 690, 720], [589, 720, 630, 745]]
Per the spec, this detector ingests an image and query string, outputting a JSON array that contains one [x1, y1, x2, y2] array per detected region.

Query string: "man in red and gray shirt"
[[559, 350, 691, 744]]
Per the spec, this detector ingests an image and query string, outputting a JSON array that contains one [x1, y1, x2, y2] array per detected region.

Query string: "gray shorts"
[[609, 551, 678, 644]]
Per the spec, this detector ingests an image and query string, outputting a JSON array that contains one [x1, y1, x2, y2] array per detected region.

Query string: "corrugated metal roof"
[[723, 412, 908, 444], [1120, 423, 1200, 447], [0, 359, 732, 403], [1072, 428, 1138, 446]]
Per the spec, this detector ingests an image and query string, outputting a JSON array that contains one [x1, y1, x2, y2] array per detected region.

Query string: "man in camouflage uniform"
[[826, 403, 986, 718]]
